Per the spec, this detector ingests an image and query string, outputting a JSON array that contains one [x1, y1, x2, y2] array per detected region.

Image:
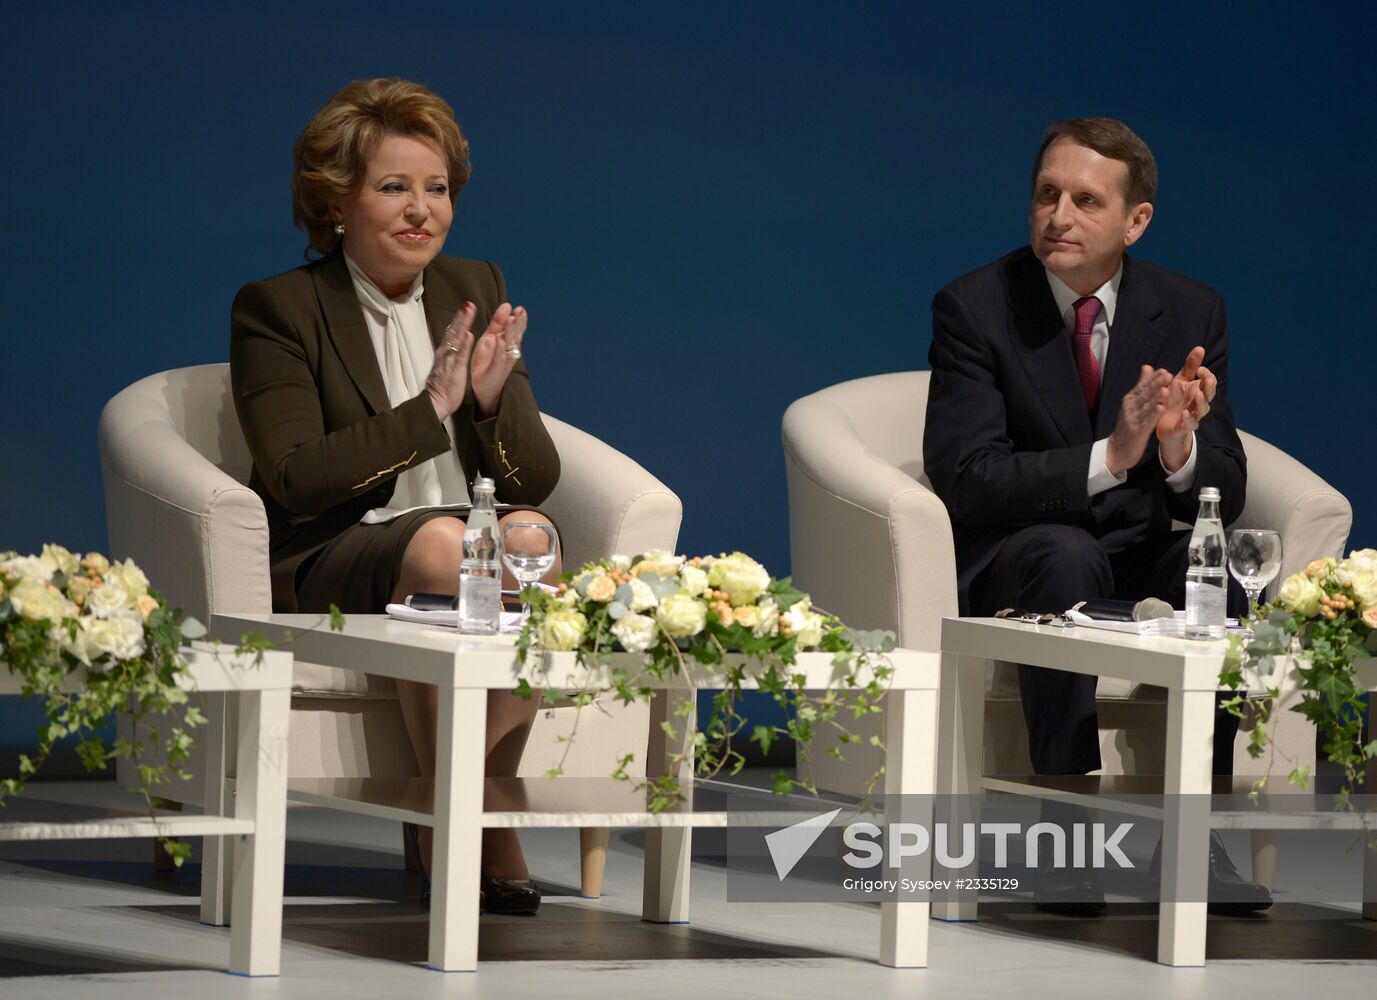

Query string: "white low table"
[[934, 615, 1377, 966], [211, 613, 941, 973], [0, 646, 292, 977]]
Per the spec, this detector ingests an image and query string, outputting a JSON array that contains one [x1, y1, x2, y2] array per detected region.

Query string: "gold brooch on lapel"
[[351, 451, 418, 490], [497, 441, 523, 488]]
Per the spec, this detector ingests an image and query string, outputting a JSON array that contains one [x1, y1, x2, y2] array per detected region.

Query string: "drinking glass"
[[500, 520, 559, 624], [1227, 529, 1282, 633]]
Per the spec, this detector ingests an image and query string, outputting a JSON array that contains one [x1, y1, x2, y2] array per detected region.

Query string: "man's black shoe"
[[1149, 831, 1272, 914], [1033, 855, 1106, 915]]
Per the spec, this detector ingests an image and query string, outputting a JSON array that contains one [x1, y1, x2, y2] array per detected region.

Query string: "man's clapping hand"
[[1156, 346, 1217, 473], [1105, 365, 1171, 476]]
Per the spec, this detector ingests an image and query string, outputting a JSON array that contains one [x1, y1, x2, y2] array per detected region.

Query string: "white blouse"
[[344, 252, 471, 522]]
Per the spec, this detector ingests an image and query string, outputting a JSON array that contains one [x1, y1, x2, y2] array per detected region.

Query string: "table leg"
[[932, 652, 985, 922], [199, 692, 230, 927], [642, 687, 694, 924], [228, 688, 290, 977], [428, 686, 486, 972], [1157, 686, 1214, 967], [880, 687, 938, 968]]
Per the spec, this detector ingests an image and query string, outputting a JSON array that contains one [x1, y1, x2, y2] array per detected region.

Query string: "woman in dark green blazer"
[[231, 77, 557, 913]]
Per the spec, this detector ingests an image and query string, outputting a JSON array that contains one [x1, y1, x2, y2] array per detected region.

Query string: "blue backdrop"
[[2, 2, 1373, 749]]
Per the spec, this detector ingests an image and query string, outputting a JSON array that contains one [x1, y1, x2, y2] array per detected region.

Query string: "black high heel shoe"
[[481, 875, 541, 916]]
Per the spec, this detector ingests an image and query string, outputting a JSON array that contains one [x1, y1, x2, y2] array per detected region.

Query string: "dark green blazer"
[[230, 250, 560, 611]]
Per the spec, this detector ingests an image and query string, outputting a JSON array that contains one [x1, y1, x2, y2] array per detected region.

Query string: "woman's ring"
[[505, 346, 522, 360], [446, 343, 460, 353]]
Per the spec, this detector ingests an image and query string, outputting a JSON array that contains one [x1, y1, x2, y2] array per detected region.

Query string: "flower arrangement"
[[1, 544, 212, 864], [1221, 547, 1377, 802], [514, 549, 895, 810]]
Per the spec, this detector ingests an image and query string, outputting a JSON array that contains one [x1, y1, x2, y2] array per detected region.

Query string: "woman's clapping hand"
[[425, 301, 527, 421]]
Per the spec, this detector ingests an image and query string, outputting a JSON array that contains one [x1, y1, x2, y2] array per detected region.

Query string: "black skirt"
[[293, 504, 551, 614]]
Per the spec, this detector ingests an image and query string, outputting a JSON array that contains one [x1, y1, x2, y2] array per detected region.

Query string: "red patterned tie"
[[1072, 295, 1102, 413]]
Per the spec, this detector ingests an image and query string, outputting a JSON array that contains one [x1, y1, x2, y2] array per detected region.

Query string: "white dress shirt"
[[1044, 266, 1197, 498]]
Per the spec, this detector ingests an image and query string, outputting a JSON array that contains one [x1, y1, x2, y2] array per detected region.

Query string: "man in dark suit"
[[923, 117, 1269, 912]]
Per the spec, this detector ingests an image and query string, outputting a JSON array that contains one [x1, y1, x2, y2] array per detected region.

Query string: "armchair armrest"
[[538, 414, 682, 569], [98, 404, 270, 622], [1237, 430, 1352, 581], [783, 396, 957, 651]]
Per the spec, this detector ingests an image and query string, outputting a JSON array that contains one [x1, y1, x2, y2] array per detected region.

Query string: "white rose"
[[539, 608, 588, 651], [86, 616, 146, 661], [556, 589, 579, 607], [7, 578, 79, 623], [585, 575, 617, 603], [1347, 570, 1377, 611], [105, 559, 150, 599], [707, 551, 771, 606], [2, 553, 59, 583], [55, 620, 93, 666], [609, 554, 632, 571], [679, 564, 709, 597], [1306, 557, 1336, 579], [635, 549, 684, 577], [611, 612, 658, 653], [1278, 572, 1323, 618], [753, 597, 780, 638], [42, 544, 80, 578], [627, 577, 658, 612], [1337, 550, 1377, 582], [1347, 548, 1377, 572], [782, 605, 825, 648], [86, 583, 134, 619], [656, 594, 707, 638]]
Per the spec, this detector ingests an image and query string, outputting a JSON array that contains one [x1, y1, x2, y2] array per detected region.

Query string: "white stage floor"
[[2, 778, 1374, 997]]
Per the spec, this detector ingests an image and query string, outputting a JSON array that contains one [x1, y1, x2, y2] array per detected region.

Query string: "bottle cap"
[[1198, 486, 1221, 502], [473, 477, 495, 492]]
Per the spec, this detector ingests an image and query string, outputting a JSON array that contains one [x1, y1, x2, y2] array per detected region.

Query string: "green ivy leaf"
[[767, 577, 807, 611]]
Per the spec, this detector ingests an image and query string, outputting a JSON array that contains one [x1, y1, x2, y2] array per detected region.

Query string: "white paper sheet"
[[1066, 609, 1242, 636], [385, 604, 526, 632]]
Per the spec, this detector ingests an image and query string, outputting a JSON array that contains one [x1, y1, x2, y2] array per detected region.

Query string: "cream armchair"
[[783, 371, 1351, 791], [99, 364, 682, 896]]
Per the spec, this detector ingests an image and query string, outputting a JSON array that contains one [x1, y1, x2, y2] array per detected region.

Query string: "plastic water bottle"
[[1184, 486, 1227, 640], [457, 477, 501, 635]]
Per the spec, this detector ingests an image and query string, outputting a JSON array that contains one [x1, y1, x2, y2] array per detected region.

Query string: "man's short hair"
[[1031, 118, 1158, 207]]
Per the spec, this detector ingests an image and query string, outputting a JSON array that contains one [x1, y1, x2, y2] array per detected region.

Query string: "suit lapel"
[[1007, 250, 1094, 446], [312, 252, 390, 415], [1094, 254, 1167, 438], [421, 263, 462, 351]]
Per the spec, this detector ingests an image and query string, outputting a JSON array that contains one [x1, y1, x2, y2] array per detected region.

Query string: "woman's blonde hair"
[[292, 77, 471, 256]]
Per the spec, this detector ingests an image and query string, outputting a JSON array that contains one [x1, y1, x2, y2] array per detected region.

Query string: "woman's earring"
[[333, 223, 346, 236]]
